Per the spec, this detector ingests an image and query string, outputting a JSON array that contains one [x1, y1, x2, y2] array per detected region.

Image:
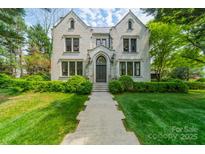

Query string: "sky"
[[25, 8, 153, 28]]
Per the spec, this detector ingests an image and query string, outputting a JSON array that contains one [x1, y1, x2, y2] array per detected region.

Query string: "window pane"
[[97, 56, 106, 65], [131, 39, 136, 52], [123, 39, 129, 52], [127, 62, 133, 76], [96, 39, 101, 46], [128, 21, 132, 30], [66, 38, 72, 51], [102, 39, 107, 47], [69, 62, 75, 76], [73, 38, 79, 52], [62, 62, 68, 76], [70, 20, 74, 29], [77, 62, 83, 75], [134, 62, 140, 76], [120, 62, 126, 76]]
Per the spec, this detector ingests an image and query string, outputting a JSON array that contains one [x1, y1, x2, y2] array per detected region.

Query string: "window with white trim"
[[65, 37, 79, 52], [61, 61, 83, 76], [119, 61, 141, 77]]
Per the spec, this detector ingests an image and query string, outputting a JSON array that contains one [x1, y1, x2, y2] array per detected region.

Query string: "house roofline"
[[53, 9, 148, 30]]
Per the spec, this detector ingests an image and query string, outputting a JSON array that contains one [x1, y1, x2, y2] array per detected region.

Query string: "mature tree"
[[25, 24, 51, 76], [24, 50, 50, 75], [148, 22, 182, 81], [142, 8, 205, 64], [27, 24, 51, 57], [0, 9, 26, 76]]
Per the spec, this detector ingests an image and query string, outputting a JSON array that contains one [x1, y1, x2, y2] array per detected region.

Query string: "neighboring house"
[[51, 10, 151, 83]]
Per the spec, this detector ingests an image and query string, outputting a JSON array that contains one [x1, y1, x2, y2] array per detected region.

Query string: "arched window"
[[96, 56, 106, 65], [128, 20, 132, 30], [70, 19, 74, 29]]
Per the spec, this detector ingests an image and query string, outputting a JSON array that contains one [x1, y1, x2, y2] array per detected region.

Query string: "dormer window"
[[128, 20, 132, 30], [70, 19, 74, 29]]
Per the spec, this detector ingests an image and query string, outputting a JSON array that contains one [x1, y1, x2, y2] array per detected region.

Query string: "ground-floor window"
[[119, 61, 141, 77], [61, 61, 83, 76]]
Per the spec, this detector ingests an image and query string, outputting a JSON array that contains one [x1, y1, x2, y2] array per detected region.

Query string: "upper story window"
[[70, 19, 74, 29], [128, 20, 133, 30], [96, 38, 107, 47], [65, 37, 79, 52], [123, 38, 137, 53]]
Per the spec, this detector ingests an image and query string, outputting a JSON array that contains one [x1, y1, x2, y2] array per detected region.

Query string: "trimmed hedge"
[[0, 75, 92, 95], [109, 78, 189, 94], [109, 80, 123, 94], [134, 82, 188, 93], [185, 82, 205, 90], [119, 75, 134, 91]]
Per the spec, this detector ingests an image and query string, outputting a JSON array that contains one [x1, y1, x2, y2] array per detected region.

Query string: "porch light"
[[87, 53, 91, 64], [111, 53, 115, 63]]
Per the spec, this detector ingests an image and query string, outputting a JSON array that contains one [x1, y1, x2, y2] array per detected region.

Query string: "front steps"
[[92, 83, 109, 92]]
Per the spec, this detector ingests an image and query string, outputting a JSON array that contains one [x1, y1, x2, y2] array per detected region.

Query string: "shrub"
[[8, 87, 23, 93], [23, 75, 44, 81], [77, 80, 93, 94], [65, 75, 92, 94], [185, 82, 205, 90], [134, 81, 188, 93], [196, 78, 205, 82], [119, 75, 134, 91], [109, 80, 123, 94]]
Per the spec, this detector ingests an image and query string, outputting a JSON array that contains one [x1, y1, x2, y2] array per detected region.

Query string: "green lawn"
[[0, 89, 88, 144], [115, 90, 205, 145]]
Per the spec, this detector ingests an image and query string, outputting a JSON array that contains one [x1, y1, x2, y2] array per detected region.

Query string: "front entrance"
[[96, 56, 106, 82]]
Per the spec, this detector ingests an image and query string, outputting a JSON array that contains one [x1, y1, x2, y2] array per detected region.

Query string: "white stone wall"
[[51, 11, 151, 82]]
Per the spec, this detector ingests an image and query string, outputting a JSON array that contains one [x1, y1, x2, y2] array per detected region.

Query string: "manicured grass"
[[115, 90, 205, 144], [0, 90, 88, 144]]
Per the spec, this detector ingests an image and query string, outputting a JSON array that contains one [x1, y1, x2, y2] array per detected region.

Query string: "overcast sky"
[[25, 8, 153, 28]]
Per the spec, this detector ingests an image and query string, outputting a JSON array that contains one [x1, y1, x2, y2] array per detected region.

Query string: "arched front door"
[[96, 56, 106, 82]]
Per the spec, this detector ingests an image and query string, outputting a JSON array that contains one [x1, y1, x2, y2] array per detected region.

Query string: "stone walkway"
[[61, 92, 140, 145]]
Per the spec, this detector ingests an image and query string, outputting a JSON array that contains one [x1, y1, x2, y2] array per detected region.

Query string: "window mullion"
[[71, 38, 73, 52], [75, 61, 77, 75], [68, 61, 70, 76]]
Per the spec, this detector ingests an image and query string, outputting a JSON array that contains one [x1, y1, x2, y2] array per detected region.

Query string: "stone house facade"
[[51, 10, 151, 83]]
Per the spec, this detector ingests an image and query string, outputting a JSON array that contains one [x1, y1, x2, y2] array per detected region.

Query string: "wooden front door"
[[96, 56, 106, 82]]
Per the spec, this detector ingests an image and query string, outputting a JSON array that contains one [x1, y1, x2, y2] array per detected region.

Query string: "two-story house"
[[51, 10, 151, 83]]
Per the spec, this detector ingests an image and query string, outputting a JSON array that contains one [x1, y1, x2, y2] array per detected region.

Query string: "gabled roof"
[[91, 27, 111, 34], [53, 9, 147, 30], [53, 9, 89, 29], [114, 10, 147, 29]]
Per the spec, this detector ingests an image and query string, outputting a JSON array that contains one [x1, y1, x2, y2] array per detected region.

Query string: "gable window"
[[73, 38, 79, 51], [70, 19, 74, 29], [123, 37, 137, 53], [62, 61, 68, 76], [65, 38, 72, 52], [123, 39, 129, 52], [96, 38, 108, 47], [119, 61, 141, 77], [128, 20, 132, 30], [65, 37, 79, 52], [131, 38, 137, 52]]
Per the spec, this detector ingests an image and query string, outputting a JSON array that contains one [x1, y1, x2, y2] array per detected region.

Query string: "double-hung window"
[[65, 37, 79, 52], [123, 38, 137, 53]]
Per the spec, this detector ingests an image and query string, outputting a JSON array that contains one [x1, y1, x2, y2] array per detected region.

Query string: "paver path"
[[61, 92, 140, 145]]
